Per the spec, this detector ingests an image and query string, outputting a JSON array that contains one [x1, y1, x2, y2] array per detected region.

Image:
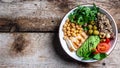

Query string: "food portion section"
[[62, 4, 115, 60], [63, 19, 88, 52]]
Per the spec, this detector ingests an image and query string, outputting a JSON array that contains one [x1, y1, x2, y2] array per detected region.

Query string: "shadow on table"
[[52, 33, 90, 66]]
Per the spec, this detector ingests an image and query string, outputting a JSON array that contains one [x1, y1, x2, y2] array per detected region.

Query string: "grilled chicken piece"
[[64, 32, 88, 52]]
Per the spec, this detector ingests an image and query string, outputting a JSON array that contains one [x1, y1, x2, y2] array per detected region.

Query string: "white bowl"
[[59, 5, 118, 62]]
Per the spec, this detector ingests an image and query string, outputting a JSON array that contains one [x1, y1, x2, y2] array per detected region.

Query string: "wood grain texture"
[[0, 33, 119, 68], [0, 0, 119, 32]]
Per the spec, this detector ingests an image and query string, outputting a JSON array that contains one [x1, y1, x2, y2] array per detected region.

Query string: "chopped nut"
[[99, 32, 106, 38]]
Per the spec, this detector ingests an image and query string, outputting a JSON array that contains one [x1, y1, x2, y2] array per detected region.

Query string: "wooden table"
[[0, 0, 120, 68]]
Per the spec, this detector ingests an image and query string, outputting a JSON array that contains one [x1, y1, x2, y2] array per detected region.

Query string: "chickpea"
[[76, 33, 79, 36], [65, 22, 68, 25], [77, 27, 80, 30], [64, 23, 67, 27], [76, 30, 79, 33], [78, 30, 82, 33], [70, 32, 72, 34], [69, 37, 73, 40], [73, 25, 76, 28], [67, 30, 70, 34], [63, 27, 66, 31], [74, 30, 76, 33], [67, 33, 71, 37], [63, 36, 67, 40], [66, 27, 70, 31], [63, 29, 67, 32], [64, 33, 67, 36], [66, 19, 69, 23], [71, 24, 75, 28], [72, 33, 76, 37], [66, 24, 69, 27], [71, 28, 75, 32], [80, 28, 83, 30], [71, 23, 75, 26], [76, 25, 79, 29]]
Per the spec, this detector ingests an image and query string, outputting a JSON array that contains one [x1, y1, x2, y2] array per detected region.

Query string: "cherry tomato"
[[105, 38, 110, 43], [97, 43, 110, 53]]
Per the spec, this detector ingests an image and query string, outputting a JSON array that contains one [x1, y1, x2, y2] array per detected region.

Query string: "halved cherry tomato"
[[101, 38, 110, 43], [105, 38, 110, 43], [97, 43, 110, 53]]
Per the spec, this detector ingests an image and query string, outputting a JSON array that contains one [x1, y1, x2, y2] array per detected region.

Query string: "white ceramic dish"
[[59, 5, 118, 62]]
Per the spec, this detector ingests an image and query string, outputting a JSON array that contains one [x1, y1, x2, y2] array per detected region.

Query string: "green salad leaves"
[[93, 53, 107, 60], [69, 4, 99, 25]]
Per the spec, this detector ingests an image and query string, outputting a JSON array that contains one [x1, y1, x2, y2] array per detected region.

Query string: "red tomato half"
[[105, 38, 110, 43], [97, 43, 110, 53]]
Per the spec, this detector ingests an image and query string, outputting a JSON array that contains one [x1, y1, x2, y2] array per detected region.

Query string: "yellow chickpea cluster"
[[63, 19, 83, 39]]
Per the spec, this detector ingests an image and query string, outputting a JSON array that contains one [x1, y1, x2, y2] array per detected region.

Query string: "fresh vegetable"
[[88, 29, 93, 34], [90, 21, 95, 25], [93, 25, 97, 30], [76, 36, 100, 59], [105, 38, 110, 43], [87, 24, 99, 35], [68, 4, 99, 25], [93, 30, 99, 35], [97, 43, 110, 53], [93, 53, 107, 60], [88, 25, 93, 29]]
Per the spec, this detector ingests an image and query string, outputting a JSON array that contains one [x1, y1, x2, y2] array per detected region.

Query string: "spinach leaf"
[[93, 53, 107, 60]]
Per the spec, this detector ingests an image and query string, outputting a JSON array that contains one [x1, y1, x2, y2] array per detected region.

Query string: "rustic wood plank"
[[0, 33, 119, 68], [0, 0, 119, 32]]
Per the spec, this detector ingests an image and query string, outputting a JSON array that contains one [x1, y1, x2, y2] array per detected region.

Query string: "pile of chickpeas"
[[63, 19, 83, 39]]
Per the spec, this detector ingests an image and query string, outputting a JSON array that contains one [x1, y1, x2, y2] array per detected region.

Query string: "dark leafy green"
[[93, 53, 107, 60], [68, 4, 99, 25]]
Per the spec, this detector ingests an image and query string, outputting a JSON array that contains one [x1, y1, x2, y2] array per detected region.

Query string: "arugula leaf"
[[69, 4, 99, 26], [68, 13, 75, 23], [93, 53, 107, 60]]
